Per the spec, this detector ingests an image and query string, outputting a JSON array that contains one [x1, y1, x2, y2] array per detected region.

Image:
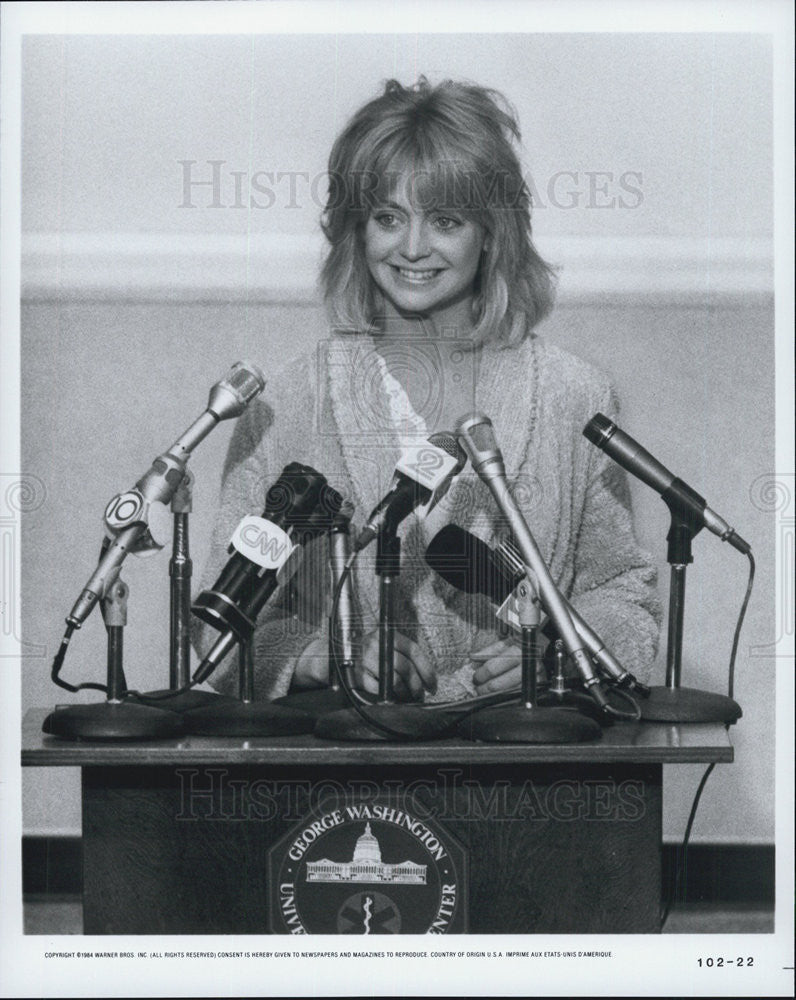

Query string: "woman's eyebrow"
[[370, 196, 461, 217], [371, 199, 404, 211]]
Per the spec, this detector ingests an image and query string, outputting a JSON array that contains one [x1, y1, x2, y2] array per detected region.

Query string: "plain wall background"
[[19, 32, 775, 842], [22, 33, 772, 238]]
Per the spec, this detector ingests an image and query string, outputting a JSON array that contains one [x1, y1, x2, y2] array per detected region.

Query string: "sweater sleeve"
[[567, 385, 662, 683], [190, 395, 328, 700]]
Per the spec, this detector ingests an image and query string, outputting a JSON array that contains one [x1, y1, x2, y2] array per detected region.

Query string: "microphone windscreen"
[[428, 431, 467, 473], [493, 537, 526, 579], [456, 411, 496, 447], [455, 413, 504, 475], [208, 361, 266, 420], [582, 412, 615, 450]]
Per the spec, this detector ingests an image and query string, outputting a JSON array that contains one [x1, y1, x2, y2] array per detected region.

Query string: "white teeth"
[[396, 268, 440, 282]]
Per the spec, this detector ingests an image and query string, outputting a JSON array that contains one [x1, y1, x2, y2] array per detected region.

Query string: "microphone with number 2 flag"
[[354, 432, 467, 551]]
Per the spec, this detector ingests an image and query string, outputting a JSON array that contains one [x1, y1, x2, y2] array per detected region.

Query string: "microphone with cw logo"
[[191, 463, 343, 683]]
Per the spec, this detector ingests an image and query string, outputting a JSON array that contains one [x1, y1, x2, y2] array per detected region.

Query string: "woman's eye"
[[373, 212, 398, 228], [434, 216, 460, 231]]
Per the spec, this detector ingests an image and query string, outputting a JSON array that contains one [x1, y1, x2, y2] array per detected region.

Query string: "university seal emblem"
[[268, 801, 467, 934]]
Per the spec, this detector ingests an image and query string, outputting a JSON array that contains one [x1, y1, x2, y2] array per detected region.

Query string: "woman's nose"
[[400, 219, 430, 260]]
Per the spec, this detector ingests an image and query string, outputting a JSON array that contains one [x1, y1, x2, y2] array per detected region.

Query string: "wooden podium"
[[22, 709, 732, 935]]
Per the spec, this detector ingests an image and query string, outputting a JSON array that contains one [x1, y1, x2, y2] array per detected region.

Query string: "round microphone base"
[[182, 699, 315, 736], [42, 701, 184, 741], [273, 687, 371, 716], [535, 688, 612, 726], [133, 689, 235, 713], [315, 704, 456, 742], [638, 686, 742, 724], [458, 704, 602, 743]]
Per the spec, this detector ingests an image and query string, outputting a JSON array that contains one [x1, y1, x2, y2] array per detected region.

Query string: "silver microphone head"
[[428, 430, 468, 474], [207, 361, 266, 420], [455, 412, 505, 478], [493, 535, 525, 579], [411, 431, 468, 520]]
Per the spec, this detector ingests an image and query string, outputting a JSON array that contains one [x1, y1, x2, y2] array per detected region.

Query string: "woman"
[[194, 78, 661, 703]]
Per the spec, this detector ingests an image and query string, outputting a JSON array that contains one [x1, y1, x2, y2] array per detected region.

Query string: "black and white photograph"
[[1, 1, 793, 996]]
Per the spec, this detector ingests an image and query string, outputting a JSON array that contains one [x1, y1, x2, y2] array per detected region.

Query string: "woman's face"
[[363, 171, 485, 328]]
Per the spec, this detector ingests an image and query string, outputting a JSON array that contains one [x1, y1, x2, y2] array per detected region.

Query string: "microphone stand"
[[43, 571, 184, 740], [183, 624, 316, 735], [138, 471, 231, 711], [315, 529, 453, 741], [638, 506, 741, 723], [534, 641, 609, 724], [458, 577, 601, 743], [273, 510, 367, 715]]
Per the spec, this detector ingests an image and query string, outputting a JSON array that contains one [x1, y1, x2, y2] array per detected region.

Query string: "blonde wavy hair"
[[320, 77, 556, 347]]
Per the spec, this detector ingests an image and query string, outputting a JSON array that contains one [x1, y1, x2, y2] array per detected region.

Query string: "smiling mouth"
[[392, 266, 444, 283]]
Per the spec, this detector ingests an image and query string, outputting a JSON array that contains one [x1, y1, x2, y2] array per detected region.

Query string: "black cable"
[[660, 761, 716, 927], [421, 689, 523, 714], [328, 554, 601, 739], [125, 681, 202, 703], [602, 683, 642, 721], [728, 550, 755, 700], [50, 619, 204, 702], [660, 546, 756, 928], [50, 623, 108, 694], [328, 553, 460, 740]]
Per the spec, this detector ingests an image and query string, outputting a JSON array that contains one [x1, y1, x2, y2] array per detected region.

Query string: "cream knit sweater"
[[193, 332, 661, 701]]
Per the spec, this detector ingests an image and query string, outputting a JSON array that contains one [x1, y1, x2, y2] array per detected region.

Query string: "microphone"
[[425, 524, 517, 601], [455, 412, 608, 709], [67, 361, 266, 628], [192, 463, 343, 683], [426, 525, 644, 692], [354, 432, 467, 551], [583, 413, 751, 554], [425, 522, 526, 626]]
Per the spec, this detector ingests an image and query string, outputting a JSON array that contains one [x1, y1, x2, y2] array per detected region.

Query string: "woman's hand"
[[292, 637, 333, 690], [293, 631, 437, 702], [353, 629, 437, 702], [470, 637, 546, 695]]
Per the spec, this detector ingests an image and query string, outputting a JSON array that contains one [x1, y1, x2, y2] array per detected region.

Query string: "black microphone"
[[426, 524, 649, 694], [192, 463, 343, 683], [425, 523, 519, 605], [426, 525, 646, 693], [354, 432, 467, 551], [67, 361, 266, 628], [583, 413, 751, 554]]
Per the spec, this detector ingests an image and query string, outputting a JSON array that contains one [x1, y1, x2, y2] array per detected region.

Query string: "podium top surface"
[[21, 708, 734, 767]]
